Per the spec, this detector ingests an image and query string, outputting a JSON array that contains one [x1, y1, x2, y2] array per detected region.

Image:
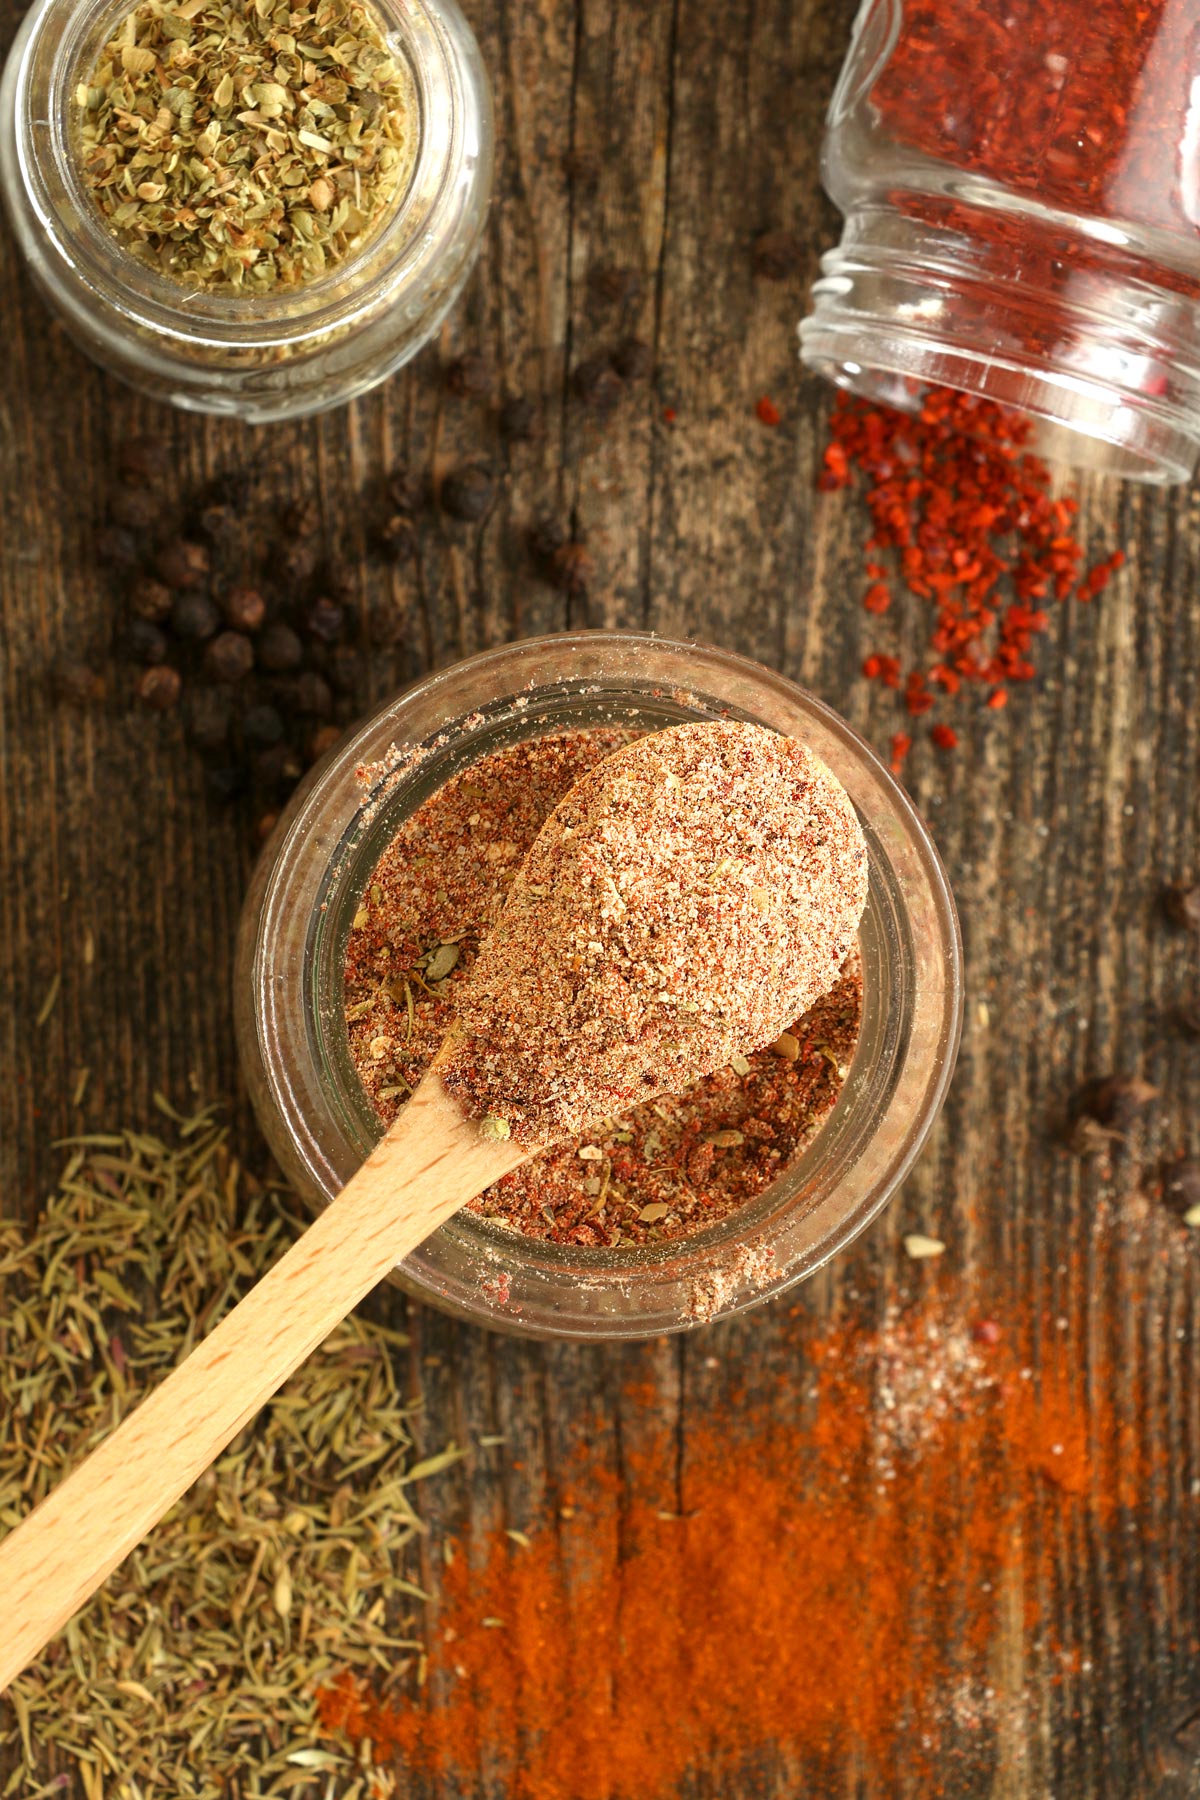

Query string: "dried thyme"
[[0, 1109, 460, 1799], [75, 0, 418, 291]]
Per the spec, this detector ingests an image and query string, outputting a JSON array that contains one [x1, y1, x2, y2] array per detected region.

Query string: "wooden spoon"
[[0, 720, 868, 1688], [0, 1056, 534, 1689]]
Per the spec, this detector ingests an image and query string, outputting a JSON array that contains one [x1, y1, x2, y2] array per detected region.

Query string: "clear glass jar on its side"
[[801, 0, 1200, 483], [0, 0, 492, 421], [234, 632, 963, 1342]]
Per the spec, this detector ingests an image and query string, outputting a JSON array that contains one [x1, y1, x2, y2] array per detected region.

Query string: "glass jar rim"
[[236, 631, 965, 1340], [8, 0, 478, 343]]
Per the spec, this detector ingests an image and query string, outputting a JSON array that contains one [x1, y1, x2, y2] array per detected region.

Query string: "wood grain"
[[2, 0, 1199, 1793]]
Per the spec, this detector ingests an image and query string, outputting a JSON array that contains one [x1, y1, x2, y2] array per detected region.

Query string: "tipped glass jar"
[[234, 631, 963, 1342], [0, 0, 492, 420], [801, 0, 1200, 483]]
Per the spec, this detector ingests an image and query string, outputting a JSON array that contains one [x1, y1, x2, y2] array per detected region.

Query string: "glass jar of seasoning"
[[801, 0, 1200, 483], [0, 0, 492, 421], [234, 631, 963, 1342]]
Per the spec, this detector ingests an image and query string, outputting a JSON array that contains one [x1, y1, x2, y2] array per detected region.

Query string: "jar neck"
[[800, 202, 1200, 484]]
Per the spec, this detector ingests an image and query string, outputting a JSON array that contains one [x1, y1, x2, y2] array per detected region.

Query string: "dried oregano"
[[0, 1107, 463, 1800], [75, 0, 418, 291]]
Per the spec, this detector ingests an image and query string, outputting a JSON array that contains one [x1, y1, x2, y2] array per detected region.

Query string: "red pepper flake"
[[889, 733, 912, 775], [663, 407, 678, 424], [756, 396, 782, 428], [820, 388, 1125, 751], [930, 723, 958, 750]]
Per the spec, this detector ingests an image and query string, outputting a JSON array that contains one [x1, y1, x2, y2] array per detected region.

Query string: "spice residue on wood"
[[344, 728, 864, 1248], [76, 0, 418, 290], [314, 1291, 1147, 1799]]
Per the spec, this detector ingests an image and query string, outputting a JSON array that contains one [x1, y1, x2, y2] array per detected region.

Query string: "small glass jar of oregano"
[[0, 0, 492, 420]]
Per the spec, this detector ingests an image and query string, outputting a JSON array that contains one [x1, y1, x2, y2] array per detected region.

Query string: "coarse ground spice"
[[443, 722, 868, 1146], [344, 728, 864, 1249], [821, 388, 1125, 761], [314, 1290, 1147, 1800]]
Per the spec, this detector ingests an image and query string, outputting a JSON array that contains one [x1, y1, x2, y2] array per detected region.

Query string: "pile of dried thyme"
[[75, 0, 418, 291], [0, 1107, 459, 1800]]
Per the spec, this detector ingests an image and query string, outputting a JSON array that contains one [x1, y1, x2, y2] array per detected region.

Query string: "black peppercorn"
[[499, 395, 537, 442], [1163, 1158, 1200, 1216], [137, 665, 182, 711], [441, 465, 495, 523], [613, 338, 654, 383], [1089, 1074, 1158, 1131], [155, 539, 211, 590], [305, 596, 345, 642], [257, 622, 305, 672], [185, 687, 233, 753], [109, 485, 165, 532], [445, 353, 492, 398], [242, 702, 285, 748], [529, 520, 592, 597], [170, 592, 222, 642], [590, 265, 643, 309], [1164, 882, 1200, 931], [204, 631, 255, 683], [122, 619, 169, 666], [129, 574, 173, 622], [573, 356, 623, 412], [752, 229, 805, 281], [117, 434, 166, 485], [221, 586, 267, 633], [96, 524, 140, 570]]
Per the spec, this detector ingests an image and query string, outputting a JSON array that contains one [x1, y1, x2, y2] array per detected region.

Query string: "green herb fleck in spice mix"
[[0, 1107, 457, 1799], [75, 0, 419, 291]]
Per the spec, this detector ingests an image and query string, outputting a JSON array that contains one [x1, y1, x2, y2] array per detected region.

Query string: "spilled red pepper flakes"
[[820, 388, 1126, 756], [755, 395, 782, 427]]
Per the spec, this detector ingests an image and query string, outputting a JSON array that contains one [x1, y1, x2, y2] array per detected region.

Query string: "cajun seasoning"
[[344, 729, 865, 1249]]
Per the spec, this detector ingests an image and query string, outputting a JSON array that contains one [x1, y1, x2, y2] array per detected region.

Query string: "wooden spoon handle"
[[0, 1072, 526, 1691]]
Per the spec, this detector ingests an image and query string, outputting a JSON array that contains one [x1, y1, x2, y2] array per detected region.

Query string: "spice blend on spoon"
[[441, 721, 868, 1143]]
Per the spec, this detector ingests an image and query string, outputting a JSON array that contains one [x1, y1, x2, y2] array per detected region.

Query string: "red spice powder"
[[820, 388, 1125, 753], [315, 1294, 1144, 1799]]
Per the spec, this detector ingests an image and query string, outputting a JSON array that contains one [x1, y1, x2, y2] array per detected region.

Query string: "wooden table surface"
[[4, 0, 1200, 1794]]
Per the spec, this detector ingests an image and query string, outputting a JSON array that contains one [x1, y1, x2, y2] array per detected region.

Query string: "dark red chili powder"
[[821, 388, 1125, 752], [868, 0, 1199, 240]]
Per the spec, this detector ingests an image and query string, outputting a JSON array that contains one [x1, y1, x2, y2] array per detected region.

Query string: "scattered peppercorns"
[[574, 356, 624, 413], [441, 465, 495, 523]]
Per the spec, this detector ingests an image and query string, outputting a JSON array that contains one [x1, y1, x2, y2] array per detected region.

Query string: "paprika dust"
[[820, 389, 1125, 765], [316, 1292, 1145, 1799]]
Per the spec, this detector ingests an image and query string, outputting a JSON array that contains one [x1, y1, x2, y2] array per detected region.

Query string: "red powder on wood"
[[315, 1295, 1143, 1799]]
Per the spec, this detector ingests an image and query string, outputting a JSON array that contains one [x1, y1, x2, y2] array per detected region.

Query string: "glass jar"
[[801, 0, 1200, 483], [0, 0, 492, 421], [234, 631, 963, 1341]]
